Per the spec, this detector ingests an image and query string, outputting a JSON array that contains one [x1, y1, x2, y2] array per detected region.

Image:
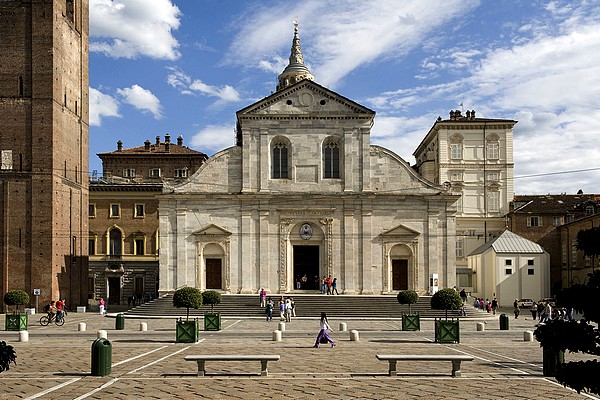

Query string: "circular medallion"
[[299, 223, 313, 240]]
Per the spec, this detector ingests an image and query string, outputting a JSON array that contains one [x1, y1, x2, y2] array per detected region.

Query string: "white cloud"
[[90, 0, 181, 60], [225, 0, 480, 88], [167, 68, 241, 105], [89, 87, 120, 126], [116, 85, 163, 119], [189, 125, 236, 155]]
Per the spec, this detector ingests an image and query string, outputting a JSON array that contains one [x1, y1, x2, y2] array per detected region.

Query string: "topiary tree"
[[172, 287, 202, 321], [202, 290, 221, 313], [397, 290, 419, 314], [534, 270, 600, 394], [3, 290, 30, 314], [0, 341, 17, 373], [430, 288, 462, 319]]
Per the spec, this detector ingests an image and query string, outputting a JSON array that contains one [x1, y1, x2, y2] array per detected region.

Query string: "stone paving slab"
[[0, 313, 598, 399]]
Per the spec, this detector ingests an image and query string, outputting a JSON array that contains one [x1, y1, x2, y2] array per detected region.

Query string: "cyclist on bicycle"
[[47, 300, 57, 321]]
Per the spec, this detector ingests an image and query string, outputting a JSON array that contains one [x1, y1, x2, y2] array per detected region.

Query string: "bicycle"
[[39, 313, 65, 326]]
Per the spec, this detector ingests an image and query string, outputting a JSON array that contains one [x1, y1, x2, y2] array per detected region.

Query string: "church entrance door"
[[206, 258, 222, 289], [392, 259, 408, 290], [293, 245, 319, 290]]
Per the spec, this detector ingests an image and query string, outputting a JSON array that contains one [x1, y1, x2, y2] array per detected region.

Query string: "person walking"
[[313, 312, 335, 348], [491, 298, 498, 315], [332, 278, 339, 295], [259, 288, 266, 307], [265, 298, 273, 321], [530, 302, 538, 320], [284, 298, 292, 322], [99, 297, 105, 315], [55, 299, 64, 322], [290, 297, 296, 317], [278, 298, 285, 321], [513, 299, 520, 319]]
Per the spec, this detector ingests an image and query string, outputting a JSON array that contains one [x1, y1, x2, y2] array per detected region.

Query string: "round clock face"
[[299, 223, 313, 240]]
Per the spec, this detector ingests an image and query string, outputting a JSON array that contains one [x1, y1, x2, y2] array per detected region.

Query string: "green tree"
[[535, 271, 600, 394], [396, 290, 419, 314], [172, 287, 202, 321], [576, 226, 600, 270], [202, 290, 222, 313], [3, 290, 30, 313], [430, 288, 462, 319]]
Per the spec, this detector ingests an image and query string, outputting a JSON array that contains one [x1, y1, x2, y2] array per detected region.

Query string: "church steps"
[[123, 294, 490, 319]]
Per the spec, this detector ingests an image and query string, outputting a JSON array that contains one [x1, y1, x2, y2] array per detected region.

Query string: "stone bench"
[[376, 354, 474, 377], [184, 355, 280, 377]]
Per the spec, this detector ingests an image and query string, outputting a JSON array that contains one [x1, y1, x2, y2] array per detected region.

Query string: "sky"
[[89, 0, 600, 195]]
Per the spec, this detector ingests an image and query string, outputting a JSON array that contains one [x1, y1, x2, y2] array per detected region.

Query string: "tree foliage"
[[535, 271, 600, 394], [576, 226, 600, 258], [430, 288, 462, 319], [202, 290, 221, 313], [397, 290, 419, 314], [3, 290, 30, 313], [172, 287, 202, 321], [0, 341, 17, 373]]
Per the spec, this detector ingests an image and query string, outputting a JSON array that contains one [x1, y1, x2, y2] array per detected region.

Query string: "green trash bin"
[[91, 338, 112, 376], [115, 313, 125, 330], [499, 313, 509, 330]]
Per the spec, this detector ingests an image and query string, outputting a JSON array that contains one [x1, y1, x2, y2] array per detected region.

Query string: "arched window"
[[272, 142, 288, 179], [109, 228, 122, 256], [323, 141, 340, 178]]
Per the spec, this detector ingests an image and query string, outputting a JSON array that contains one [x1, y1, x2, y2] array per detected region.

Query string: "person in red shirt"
[[55, 299, 64, 322]]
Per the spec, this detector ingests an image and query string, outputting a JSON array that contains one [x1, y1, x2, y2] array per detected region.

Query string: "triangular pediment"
[[192, 224, 232, 236], [381, 225, 421, 237], [237, 80, 375, 118]]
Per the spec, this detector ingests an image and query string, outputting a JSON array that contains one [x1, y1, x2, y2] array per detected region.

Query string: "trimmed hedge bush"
[[172, 287, 202, 321], [202, 290, 222, 313], [431, 288, 462, 319], [3, 290, 29, 313], [397, 290, 419, 314]]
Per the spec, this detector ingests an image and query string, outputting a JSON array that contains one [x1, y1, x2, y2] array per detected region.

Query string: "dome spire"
[[277, 20, 314, 91]]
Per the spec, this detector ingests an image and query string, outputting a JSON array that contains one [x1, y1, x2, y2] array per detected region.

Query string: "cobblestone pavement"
[[0, 311, 598, 400]]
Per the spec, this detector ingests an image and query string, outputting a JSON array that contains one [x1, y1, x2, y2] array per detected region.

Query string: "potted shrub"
[[397, 290, 420, 331], [4, 290, 30, 331], [431, 288, 462, 343], [172, 287, 202, 343], [0, 341, 17, 373], [202, 290, 222, 331]]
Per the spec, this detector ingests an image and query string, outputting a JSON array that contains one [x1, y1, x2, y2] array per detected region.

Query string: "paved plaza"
[[0, 310, 598, 400]]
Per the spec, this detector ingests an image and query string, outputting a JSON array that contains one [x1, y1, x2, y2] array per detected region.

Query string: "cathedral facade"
[[158, 25, 458, 295]]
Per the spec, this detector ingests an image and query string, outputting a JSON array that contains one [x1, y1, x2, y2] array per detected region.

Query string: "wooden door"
[[206, 258, 222, 289], [107, 277, 121, 305], [392, 259, 408, 290]]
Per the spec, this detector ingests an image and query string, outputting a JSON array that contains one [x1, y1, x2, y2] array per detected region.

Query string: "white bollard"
[[78, 322, 87, 332], [350, 329, 359, 341], [278, 321, 285, 332], [339, 322, 347, 331], [140, 322, 147, 332], [97, 330, 108, 339], [524, 330, 534, 342], [272, 330, 282, 341], [19, 330, 29, 342], [476, 322, 485, 331]]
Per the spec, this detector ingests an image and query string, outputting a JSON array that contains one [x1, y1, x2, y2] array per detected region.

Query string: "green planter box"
[[434, 318, 460, 343], [542, 348, 564, 377], [402, 313, 420, 331], [204, 312, 221, 331], [5, 313, 28, 331], [176, 319, 199, 343]]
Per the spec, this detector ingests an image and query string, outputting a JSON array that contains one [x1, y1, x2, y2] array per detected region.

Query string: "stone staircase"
[[123, 294, 490, 319]]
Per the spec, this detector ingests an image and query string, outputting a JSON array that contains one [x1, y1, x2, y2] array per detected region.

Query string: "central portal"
[[293, 245, 320, 290]]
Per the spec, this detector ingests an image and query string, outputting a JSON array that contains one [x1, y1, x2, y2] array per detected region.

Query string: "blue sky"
[[89, 0, 600, 195]]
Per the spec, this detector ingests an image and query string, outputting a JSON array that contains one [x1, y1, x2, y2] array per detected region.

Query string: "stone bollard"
[[339, 322, 347, 331], [140, 322, 148, 332], [19, 330, 29, 342], [78, 322, 87, 332], [278, 321, 285, 332], [272, 330, 282, 341], [524, 330, 534, 342], [476, 322, 485, 331], [350, 329, 359, 341], [97, 330, 108, 339]]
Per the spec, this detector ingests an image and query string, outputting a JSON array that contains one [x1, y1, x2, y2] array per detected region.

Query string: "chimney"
[[177, 135, 183, 146], [471, 110, 476, 119], [155, 136, 160, 145], [165, 134, 171, 144], [449, 110, 455, 120], [117, 140, 123, 152], [144, 140, 151, 151], [466, 110, 471, 119]]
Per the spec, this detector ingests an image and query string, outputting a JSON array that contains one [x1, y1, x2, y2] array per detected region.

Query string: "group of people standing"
[[321, 275, 339, 295], [473, 297, 499, 315], [260, 289, 296, 322]]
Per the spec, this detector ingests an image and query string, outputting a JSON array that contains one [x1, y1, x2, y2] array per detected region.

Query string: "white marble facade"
[[158, 79, 458, 295]]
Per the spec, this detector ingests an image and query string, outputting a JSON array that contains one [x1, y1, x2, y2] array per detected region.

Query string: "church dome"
[[277, 21, 314, 91]]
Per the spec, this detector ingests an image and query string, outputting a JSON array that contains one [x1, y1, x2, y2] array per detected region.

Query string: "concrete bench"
[[184, 355, 280, 377], [376, 354, 474, 377]]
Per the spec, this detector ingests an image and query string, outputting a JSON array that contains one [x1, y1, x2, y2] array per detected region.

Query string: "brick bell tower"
[[0, 0, 89, 309]]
